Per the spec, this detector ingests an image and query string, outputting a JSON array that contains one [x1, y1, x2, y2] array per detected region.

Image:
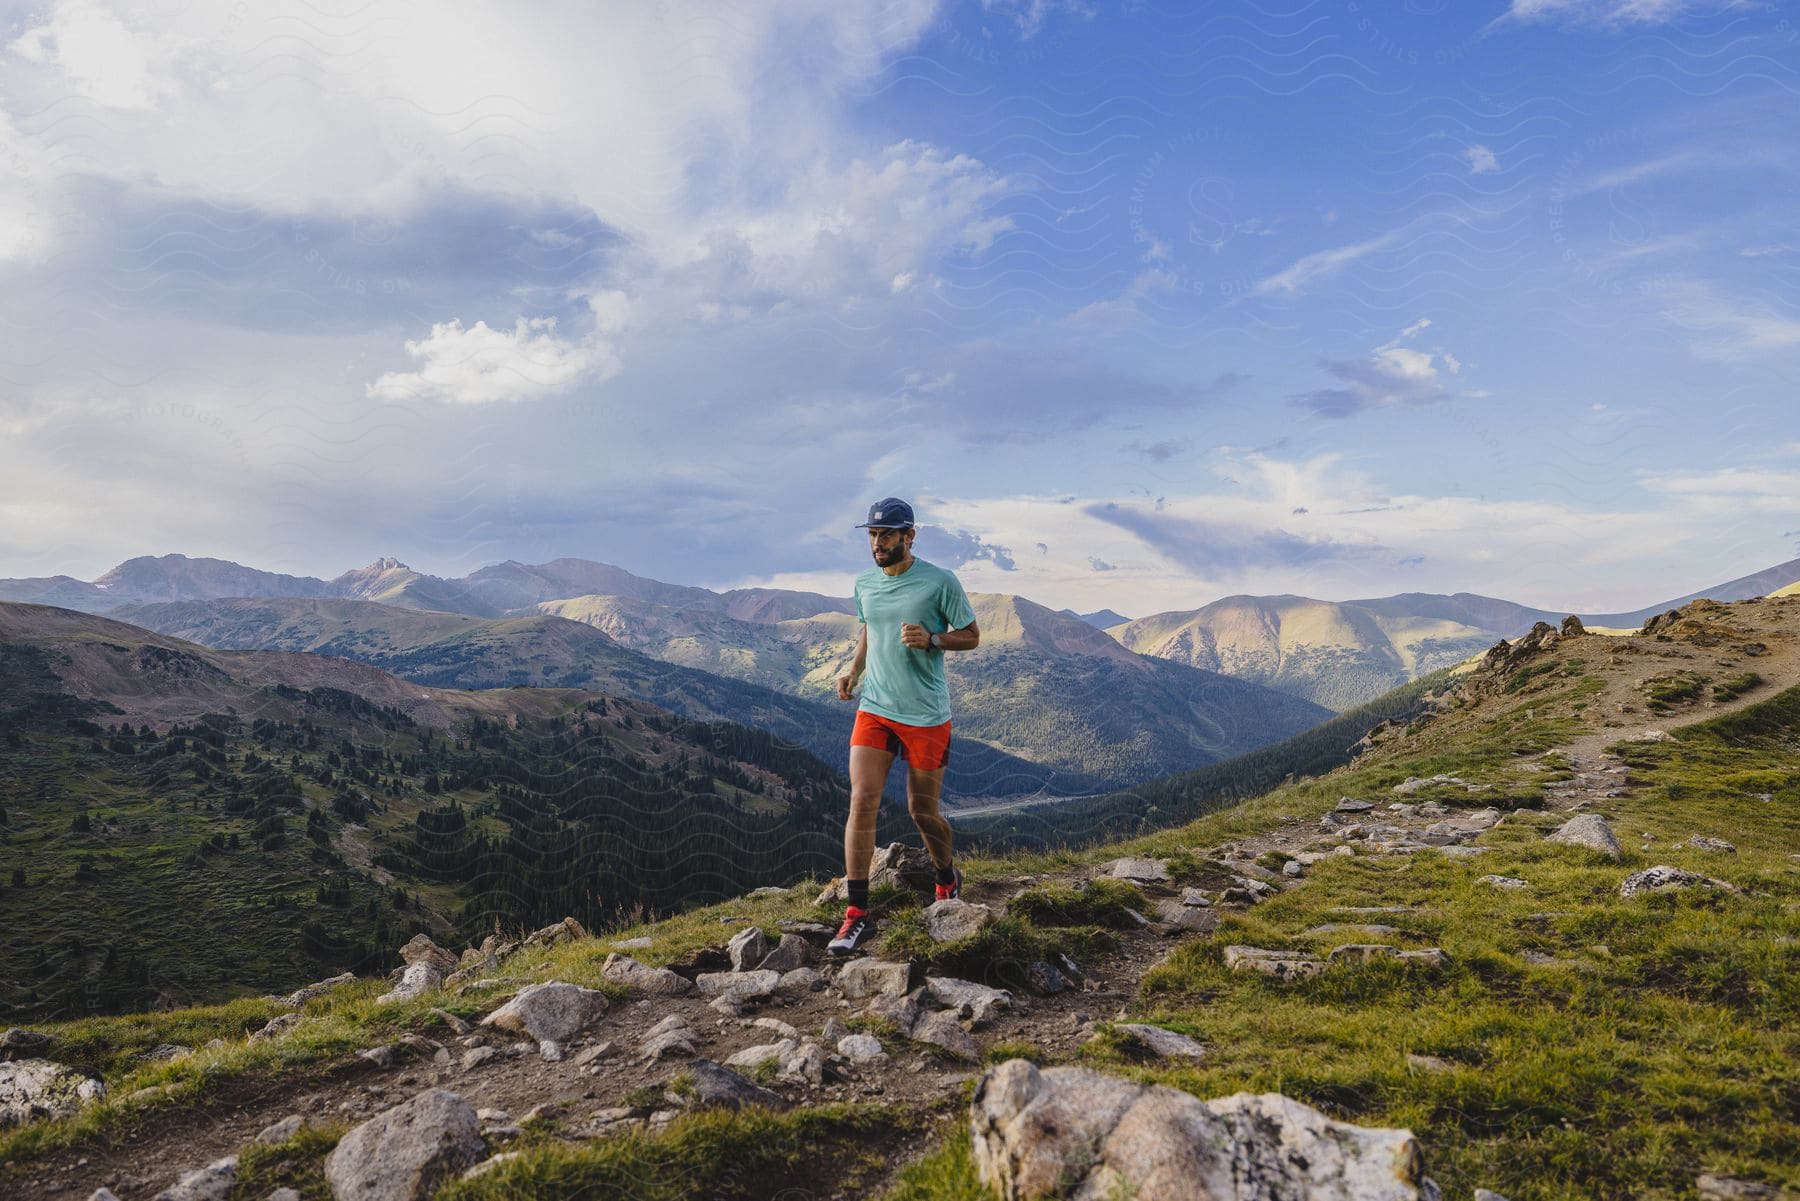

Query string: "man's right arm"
[[837, 624, 868, 701]]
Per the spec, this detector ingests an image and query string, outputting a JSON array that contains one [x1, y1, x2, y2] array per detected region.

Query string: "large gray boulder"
[[479, 981, 608, 1059], [682, 1059, 784, 1110], [324, 1088, 484, 1201], [970, 1060, 1439, 1201], [601, 953, 693, 996], [756, 934, 812, 973], [0, 1058, 106, 1128], [1546, 814, 1622, 860]]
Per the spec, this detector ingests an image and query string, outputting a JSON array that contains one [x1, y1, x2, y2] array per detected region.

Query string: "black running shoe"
[[935, 866, 963, 903], [827, 906, 872, 956]]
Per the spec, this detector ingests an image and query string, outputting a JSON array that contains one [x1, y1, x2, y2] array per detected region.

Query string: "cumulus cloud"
[[920, 526, 1017, 572], [1291, 320, 1465, 418], [366, 317, 621, 405], [1465, 144, 1500, 174], [8, 0, 183, 110]]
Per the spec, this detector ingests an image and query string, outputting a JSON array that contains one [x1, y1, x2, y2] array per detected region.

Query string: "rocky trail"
[[5, 594, 1797, 1201]]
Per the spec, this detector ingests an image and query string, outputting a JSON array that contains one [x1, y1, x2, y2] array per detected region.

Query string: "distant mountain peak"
[[366, 556, 409, 572]]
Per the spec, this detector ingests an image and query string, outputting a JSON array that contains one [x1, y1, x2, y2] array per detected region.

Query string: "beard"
[[872, 538, 908, 565]]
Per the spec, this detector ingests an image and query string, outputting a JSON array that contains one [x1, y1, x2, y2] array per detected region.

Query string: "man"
[[829, 497, 980, 956]]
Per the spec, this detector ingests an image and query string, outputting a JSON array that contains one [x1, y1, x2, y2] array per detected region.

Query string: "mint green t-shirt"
[[853, 557, 976, 727]]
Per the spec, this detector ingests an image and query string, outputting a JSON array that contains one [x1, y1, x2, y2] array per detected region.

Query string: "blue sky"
[[0, 0, 1796, 616]]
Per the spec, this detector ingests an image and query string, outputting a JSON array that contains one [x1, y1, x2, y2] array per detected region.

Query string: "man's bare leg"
[[845, 745, 894, 883], [906, 764, 953, 869]]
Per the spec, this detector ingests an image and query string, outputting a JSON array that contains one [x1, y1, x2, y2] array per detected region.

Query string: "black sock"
[[935, 863, 957, 886], [847, 879, 869, 910]]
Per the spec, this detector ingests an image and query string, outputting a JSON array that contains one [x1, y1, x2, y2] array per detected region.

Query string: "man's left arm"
[[932, 575, 979, 651], [931, 620, 979, 651]]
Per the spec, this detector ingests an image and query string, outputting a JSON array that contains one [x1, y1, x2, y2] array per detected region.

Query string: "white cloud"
[[366, 317, 619, 405], [1501, 0, 1739, 25], [1659, 282, 1800, 361], [1291, 319, 1469, 418], [1254, 228, 1403, 296], [8, 0, 183, 110], [1465, 144, 1500, 174]]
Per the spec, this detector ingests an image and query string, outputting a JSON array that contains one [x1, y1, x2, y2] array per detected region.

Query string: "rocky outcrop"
[[971, 1060, 1438, 1200], [377, 963, 443, 1006], [815, 843, 938, 903], [324, 1088, 484, 1201], [151, 1155, 237, 1201], [1, 1058, 106, 1128], [601, 953, 693, 996], [398, 935, 458, 976], [924, 899, 995, 942]]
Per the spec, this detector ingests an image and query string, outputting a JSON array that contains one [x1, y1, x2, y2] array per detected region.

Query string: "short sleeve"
[[854, 578, 866, 623], [940, 572, 975, 630]]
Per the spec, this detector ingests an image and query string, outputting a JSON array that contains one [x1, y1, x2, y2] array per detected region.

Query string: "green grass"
[[1640, 671, 1710, 713], [435, 1104, 912, 1201], [229, 1124, 345, 1201], [1712, 672, 1764, 702], [1004, 878, 1146, 929], [880, 1122, 985, 1201]]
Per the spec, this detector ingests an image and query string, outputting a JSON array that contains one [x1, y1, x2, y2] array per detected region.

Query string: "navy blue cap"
[[855, 497, 915, 529]]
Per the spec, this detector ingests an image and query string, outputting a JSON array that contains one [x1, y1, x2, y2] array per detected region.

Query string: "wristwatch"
[[929, 632, 944, 650]]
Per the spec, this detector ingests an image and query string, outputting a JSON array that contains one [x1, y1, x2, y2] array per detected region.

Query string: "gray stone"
[[924, 977, 1014, 1025], [695, 969, 780, 1000], [1178, 888, 1210, 907], [1112, 1024, 1206, 1060], [837, 1033, 887, 1064], [970, 1060, 1437, 1201], [865, 988, 924, 1033], [152, 1155, 237, 1201], [752, 1017, 802, 1040], [250, 1013, 303, 1043], [837, 958, 913, 999], [610, 936, 654, 948], [89, 1190, 123, 1201], [1223, 945, 1326, 980], [276, 972, 357, 1008], [256, 1113, 306, 1144], [1424, 808, 1502, 841], [601, 953, 694, 996], [912, 1011, 978, 1060], [377, 962, 443, 1006], [779, 1041, 828, 1085], [1282, 860, 1304, 878], [1153, 899, 1219, 935], [460, 1046, 498, 1070], [924, 898, 996, 942], [521, 916, 588, 948], [268, 1189, 304, 1201], [1335, 797, 1375, 812], [1026, 961, 1070, 994], [755, 934, 812, 973], [639, 1030, 697, 1062], [0, 1058, 107, 1128], [1620, 865, 1738, 898], [1547, 814, 1622, 860], [0, 1028, 56, 1060], [682, 1059, 784, 1110], [776, 967, 825, 994], [324, 1088, 483, 1201], [1696, 1174, 1780, 1200], [1304, 924, 1401, 938], [1686, 835, 1737, 853], [1474, 1191, 1512, 1201], [815, 842, 938, 903], [479, 981, 608, 1051], [725, 1040, 793, 1071], [1099, 856, 1170, 883], [398, 934, 458, 976], [1477, 875, 1531, 890], [726, 926, 768, 972]]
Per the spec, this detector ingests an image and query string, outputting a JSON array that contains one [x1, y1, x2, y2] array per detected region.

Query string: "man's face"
[[869, 527, 910, 566]]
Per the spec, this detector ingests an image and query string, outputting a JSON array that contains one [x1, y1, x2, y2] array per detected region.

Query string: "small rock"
[[324, 1088, 483, 1201], [480, 981, 608, 1055], [777, 967, 825, 994], [1335, 797, 1374, 812], [727, 926, 769, 972], [755, 934, 812, 973], [752, 1017, 802, 1040], [696, 969, 781, 1000], [1546, 814, 1622, 861], [911, 1011, 978, 1060], [1178, 888, 1210, 907], [681, 1059, 784, 1110], [249, 1013, 303, 1043], [1477, 875, 1530, 890], [398, 934, 458, 976], [601, 954, 693, 996], [924, 898, 996, 942], [359, 1045, 398, 1068], [1696, 1174, 1780, 1200], [1406, 1053, 1454, 1073], [837, 1033, 887, 1064], [151, 1155, 237, 1201], [1025, 961, 1070, 994], [836, 959, 913, 1000], [522, 916, 588, 948], [428, 1009, 473, 1035], [925, 977, 1014, 1025], [1111, 1024, 1206, 1059], [1620, 865, 1739, 898], [255, 1114, 306, 1145], [376, 963, 443, 1006], [865, 989, 923, 1033], [1474, 1190, 1511, 1201], [1099, 856, 1169, 883], [1222, 946, 1325, 980], [460, 1047, 498, 1070], [1686, 835, 1737, 853]]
